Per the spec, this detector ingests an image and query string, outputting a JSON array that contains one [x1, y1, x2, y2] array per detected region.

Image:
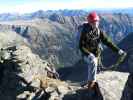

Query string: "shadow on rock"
[[0, 59, 32, 100], [121, 74, 133, 100], [63, 83, 103, 100], [58, 60, 88, 83]]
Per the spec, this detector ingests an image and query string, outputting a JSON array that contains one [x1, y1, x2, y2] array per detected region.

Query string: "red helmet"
[[87, 11, 100, 22]]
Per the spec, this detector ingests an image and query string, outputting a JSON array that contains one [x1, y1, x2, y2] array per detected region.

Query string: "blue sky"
[[0, 0, 133, 14]]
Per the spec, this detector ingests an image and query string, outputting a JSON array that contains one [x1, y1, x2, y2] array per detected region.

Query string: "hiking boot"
[[93, 82, 103, 98], [82, 81, 96, 90], [87, 81, 97, 90]]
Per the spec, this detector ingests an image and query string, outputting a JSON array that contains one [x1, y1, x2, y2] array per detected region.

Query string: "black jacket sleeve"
[[100, 30, 120, 53]]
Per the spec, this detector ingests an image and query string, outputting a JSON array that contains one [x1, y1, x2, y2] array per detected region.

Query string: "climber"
[[78, 11, 127, 90]]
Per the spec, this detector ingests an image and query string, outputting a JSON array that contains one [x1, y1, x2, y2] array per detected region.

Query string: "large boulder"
[[0, 45, 56, 100]]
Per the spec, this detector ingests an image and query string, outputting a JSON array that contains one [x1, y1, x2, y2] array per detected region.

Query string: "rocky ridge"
[[0, 44, 131, 100]]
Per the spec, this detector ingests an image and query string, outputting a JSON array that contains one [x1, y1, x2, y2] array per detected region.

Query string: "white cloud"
[[91, 1, 133, 8], [0, 0, 132, 14]]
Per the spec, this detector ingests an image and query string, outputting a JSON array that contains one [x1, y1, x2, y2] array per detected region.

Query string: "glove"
[[116, 49, 127, 67], [89, 53, 98, 66], [118, 49, 126, 56], [85, 53, 98, 66]]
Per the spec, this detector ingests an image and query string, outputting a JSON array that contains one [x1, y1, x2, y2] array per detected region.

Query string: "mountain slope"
[[0, 13, 132, 68]]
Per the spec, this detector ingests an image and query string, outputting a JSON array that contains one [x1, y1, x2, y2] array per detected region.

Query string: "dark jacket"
[[79, 23, 120, 57]]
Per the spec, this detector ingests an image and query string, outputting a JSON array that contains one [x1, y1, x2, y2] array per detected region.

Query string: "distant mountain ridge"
[[0, 10, 88, 21], [0, 9, 133, 21]]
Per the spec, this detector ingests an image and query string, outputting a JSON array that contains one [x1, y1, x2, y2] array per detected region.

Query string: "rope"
[[98, 52, 127, 71]]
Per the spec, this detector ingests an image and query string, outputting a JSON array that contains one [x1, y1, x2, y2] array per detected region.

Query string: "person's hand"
[[115, 49, 127, 68], [118, 49, 126, 56], [89, 53, 98, 66]]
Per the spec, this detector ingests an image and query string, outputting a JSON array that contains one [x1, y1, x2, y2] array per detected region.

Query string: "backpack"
[[74, 25, 84, 49]]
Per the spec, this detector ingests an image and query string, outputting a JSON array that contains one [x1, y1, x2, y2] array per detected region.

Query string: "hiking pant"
[[83, 53, 98, 82]]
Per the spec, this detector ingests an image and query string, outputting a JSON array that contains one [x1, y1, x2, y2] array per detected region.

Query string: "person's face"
[[89, 21, 99, 28]]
